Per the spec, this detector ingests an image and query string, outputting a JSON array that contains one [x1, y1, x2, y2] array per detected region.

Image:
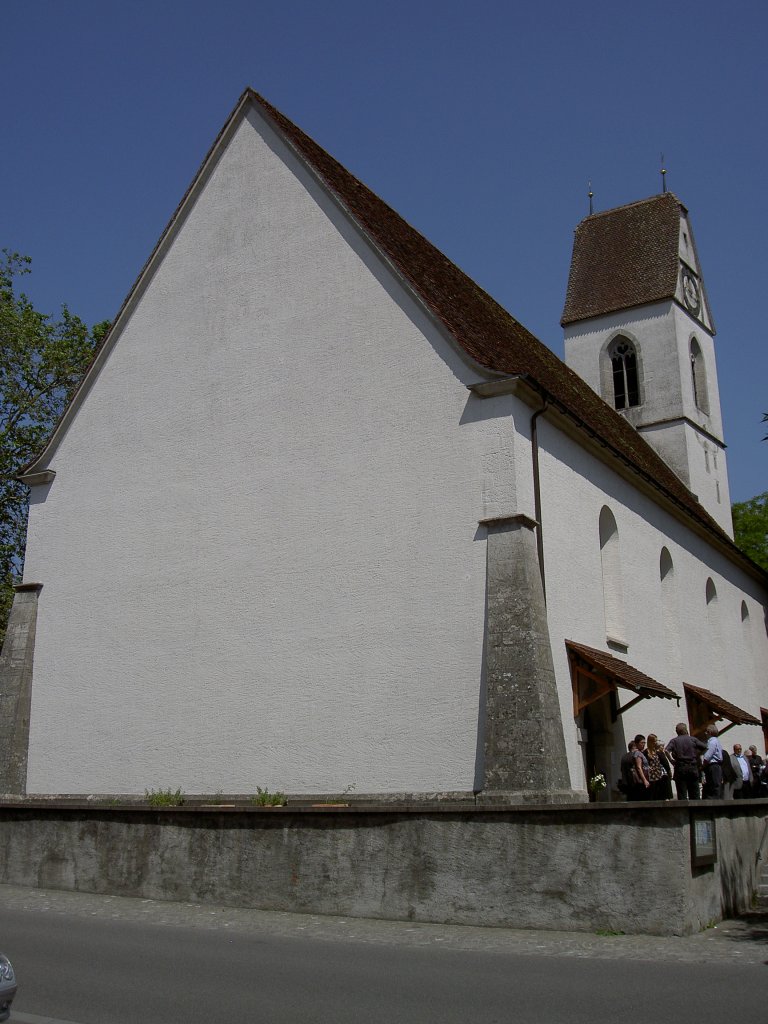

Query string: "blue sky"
[[3, 0, 766, 501]]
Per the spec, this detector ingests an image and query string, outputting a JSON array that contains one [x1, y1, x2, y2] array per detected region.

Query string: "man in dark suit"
[[747, 746, 765, 797], [665, 723, 706, 800], [731, 743, 754, 799]]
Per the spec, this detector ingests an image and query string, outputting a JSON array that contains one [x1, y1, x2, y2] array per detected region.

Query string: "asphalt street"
[[2, 884, 768, 1023]]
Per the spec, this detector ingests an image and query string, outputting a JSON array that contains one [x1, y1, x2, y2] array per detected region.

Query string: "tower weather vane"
[[588, 181, 594, 215], [660, 153, 667, 193]]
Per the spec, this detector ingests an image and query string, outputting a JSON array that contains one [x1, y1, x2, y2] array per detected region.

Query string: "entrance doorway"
[[566, 640, 681, 801], [578, 690, 624, 800]]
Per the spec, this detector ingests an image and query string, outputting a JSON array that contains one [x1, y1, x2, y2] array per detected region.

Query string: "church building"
[[1, 89, 765, 800]]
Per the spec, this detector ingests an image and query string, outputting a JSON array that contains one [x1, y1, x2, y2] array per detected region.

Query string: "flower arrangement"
[[588, 773, 607, 794]]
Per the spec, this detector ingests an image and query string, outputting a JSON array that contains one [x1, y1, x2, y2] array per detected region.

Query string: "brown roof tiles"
[[566, 641, 679, 700], [561, 193, 682, 326], [683, 683, 761, 726]]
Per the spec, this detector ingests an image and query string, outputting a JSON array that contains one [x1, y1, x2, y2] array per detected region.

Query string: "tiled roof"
[[249, 93, 753, 564], [566, 641, 679, 700], [683, 683, 761, 726], [561, 193, 682, 326]]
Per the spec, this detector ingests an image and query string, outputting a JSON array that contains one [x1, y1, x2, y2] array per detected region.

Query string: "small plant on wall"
[[250, 786, 286, 806], [144, 787, 185, 807]]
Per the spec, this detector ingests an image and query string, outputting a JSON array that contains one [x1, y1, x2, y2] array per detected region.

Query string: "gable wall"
[[22, 110, 517, 795]]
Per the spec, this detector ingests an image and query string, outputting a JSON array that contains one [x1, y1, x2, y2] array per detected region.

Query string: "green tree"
[[732, 491, 768, 572], [0, 250, 108, 644]]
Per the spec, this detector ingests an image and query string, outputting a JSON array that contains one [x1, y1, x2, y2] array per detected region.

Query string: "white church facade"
[[1, 89, 765, 800]]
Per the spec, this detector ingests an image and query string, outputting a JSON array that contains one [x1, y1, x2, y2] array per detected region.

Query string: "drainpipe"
[[530, 397, 549, 601]]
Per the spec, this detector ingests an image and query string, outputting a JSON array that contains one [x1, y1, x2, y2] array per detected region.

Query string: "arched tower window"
[[705, 577, 717, 605], [608, 336, 640, 410], [741, 601, 750, 623], [690, 338, 710, 415], [599, 506, 626, 644]]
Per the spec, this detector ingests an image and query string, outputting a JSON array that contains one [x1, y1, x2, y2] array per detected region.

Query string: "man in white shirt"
[[702, 724, 724, 799]]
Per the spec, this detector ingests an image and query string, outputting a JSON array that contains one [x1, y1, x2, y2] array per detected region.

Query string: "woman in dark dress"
[[630, 735, 651, 800], [646, 734, 673, 800]]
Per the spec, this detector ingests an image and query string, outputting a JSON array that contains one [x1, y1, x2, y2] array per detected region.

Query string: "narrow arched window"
[[740, 601, 757, 687], [690, 338, 710, 415], [705, 577, 721, 677], [608, 336, 640, 410], [599, 506, 626, 644], [660, 548, 680, 674]]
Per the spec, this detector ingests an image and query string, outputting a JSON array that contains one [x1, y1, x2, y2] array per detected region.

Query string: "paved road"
[[2, 884, 768, 1023]]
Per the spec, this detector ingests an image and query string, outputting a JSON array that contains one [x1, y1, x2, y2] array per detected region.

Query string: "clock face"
[[681, 269, 701, 315]]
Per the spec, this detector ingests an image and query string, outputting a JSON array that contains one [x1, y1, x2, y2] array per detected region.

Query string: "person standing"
[[620, 740, 637, 800], [747, 746, 765, 797], [702, 724, 724, 799], [722, 741, 738, 799], [645, 734, 673, 800], [630, 734, 651, 801], [665, 723, 707, 800], [731, 744, 754, 799]]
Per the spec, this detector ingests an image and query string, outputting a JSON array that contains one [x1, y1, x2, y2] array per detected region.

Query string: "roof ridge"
[[578, 192, 681, 226]]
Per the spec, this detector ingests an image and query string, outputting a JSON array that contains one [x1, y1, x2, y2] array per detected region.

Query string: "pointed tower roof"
[[561, 193, 684, 326]]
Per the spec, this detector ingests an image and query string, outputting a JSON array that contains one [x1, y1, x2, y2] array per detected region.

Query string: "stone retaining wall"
[[1, 799, 766, 936]]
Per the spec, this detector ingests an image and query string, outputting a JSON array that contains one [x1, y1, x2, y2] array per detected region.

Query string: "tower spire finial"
[[588, 181, 594, 216], [660, 153, 667, 193]]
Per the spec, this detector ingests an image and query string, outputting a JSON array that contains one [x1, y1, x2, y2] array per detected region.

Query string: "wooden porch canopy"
[[566, 641, 680, 719], [684, 682, 760, 738]]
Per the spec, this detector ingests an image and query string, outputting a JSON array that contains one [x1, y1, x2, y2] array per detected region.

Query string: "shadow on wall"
[[473, 577, 488, 793], [718, 841, 748, 919]]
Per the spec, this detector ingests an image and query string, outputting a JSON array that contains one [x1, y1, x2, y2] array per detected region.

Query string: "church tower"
[[561, 193, 732, 535]]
